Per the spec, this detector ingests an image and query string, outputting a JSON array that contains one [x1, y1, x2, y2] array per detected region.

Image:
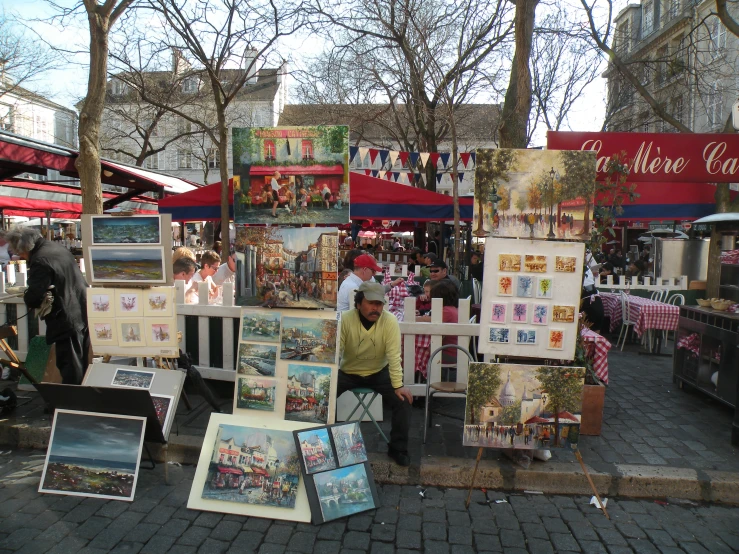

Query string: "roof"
[[0, 83, 77, 116]]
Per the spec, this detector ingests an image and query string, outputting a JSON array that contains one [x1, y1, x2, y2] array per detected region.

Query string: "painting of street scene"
[[296, 428, 336, 474], [151, 395, 173, 431], [236, 377, 276, 411], [89, 247, 166, 283], [39, 410, 146, 501], [232, 126, 350, 226], [235, 227, 339, 309], [314, 464, 375, 522], [285, 364, 332, 424], [91, 216, 161, 244], [280, 317, 338, 364], [463, 363, 585, 450], [241, 310, 281, 342], [331, 423, 367, 467], [201, 424, 300, 509], [111, 368, 155, 389], [238, 343, 277, 376], [473, 148, 596, 240]]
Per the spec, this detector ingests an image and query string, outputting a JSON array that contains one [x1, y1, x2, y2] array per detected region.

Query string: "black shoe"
[[388, 448, 410, 467]]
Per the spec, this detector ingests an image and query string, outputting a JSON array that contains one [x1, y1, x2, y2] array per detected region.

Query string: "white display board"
[[478, 238, 584, 360]]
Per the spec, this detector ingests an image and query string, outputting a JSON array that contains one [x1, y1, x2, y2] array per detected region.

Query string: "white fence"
[[599, 274, 689, 291]]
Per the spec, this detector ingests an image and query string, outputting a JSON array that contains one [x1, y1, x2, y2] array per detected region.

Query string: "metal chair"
[[616, 292, 638, 351], [345, 388, 389, 444], [663, 294, 685, 344], [468, 315, 479, 362], [472, 278, 482, 304], [423, 345, 473, 444], [650, 289, 667, 302]]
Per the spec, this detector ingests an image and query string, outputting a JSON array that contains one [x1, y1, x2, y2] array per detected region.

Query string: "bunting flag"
[[358, 147, 369, 165], [439, 152, 451, 168], [398, 151, 410, 167], [459, 152, 471, 168], [429, 152, 440, 168], [379, 150, 389, 167], [368, 148, 379, 164], [392, 172, 400, 182], [458, 172, 464, 184], [378, 171, 386, 179], [389, 151, 399, 167], [350, 146, 359, 164], [420, 152, 430, 167], [436, 174, 443, 185], [409, 152, 420, 168], [470, 152, 476, 166], [364, 169, 371, 176], [371, 170, 379, 177]]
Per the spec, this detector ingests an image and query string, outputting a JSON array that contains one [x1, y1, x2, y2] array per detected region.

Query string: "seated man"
[[338, 281, 413, 466], [427, 259, 462, 291]]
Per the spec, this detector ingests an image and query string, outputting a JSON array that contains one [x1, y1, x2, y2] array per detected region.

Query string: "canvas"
[[91, 215, 161, 244], [89, 319, 118, 346], [555, 256, 578, 272], [548, 329, 565, 350], [285, 364, 332, 424], [490, 303, 507, 324], [516, 276, 534, 298], [463, 363, 585, 450], [241, 310, 281, 342], [89, 247, 166, 284], [235, 377, 277, 412], [39, 409, 146, 501], [238, 343, 277, 376], [235, 227, 339, 309], [498, 254, 521, 272], [116, 289, 142, 316], [497, 276, 513, 296], [144, 287, 174, 317], [232, 126, 350, 226], [111, 368, 155, 389], [118, 319, 145, 347], [313, 464, 376, 522], [87, 288, 115, 317], [280, 317, 338, 364], [489, 328, 510, 343], [552, 305, 576, 323], [296, 428, 337, 474], [151, 394, 174, 432], [512, 303, 528, 323], [524, 255, 547, 273], [536, 277, 553, 299], [330, 422, 368, 467], [516, 329, 537, 345], [473, 148, 596, 240], [532, 304, 549, 325], [146, 319, 178, 347]]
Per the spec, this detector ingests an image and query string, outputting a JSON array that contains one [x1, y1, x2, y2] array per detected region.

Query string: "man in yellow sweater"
[[339, 281, 413, 466]]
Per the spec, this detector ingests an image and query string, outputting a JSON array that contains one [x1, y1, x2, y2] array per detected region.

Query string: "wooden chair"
[[423, 345, 473, 444]]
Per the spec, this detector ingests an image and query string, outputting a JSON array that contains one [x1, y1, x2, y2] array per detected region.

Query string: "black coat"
[[23, 238, 88, 344]]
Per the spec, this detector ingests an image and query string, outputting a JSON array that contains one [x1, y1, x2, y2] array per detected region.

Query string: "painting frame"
[[90, 215, 162, 245], [88, 246, 167, 285], [111, 368, 155, 390], [295, 427, 337, 475], [87, 288, 115, 317], [89, 319, 118, 346], [144, 287, 174, 317], [151, 394, 174, 435], [146, 318, 178, 348], [118, 318, 146, 347]]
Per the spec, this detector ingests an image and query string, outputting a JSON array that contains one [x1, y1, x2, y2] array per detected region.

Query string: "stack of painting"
[[293, 422, 378, 524], [479, 238, 584, 360]]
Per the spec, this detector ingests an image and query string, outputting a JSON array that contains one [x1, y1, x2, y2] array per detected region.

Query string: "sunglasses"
[[429, 269, 441, 274]]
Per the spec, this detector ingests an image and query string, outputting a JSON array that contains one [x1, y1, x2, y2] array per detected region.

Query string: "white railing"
[[599, 274, 689, 291]]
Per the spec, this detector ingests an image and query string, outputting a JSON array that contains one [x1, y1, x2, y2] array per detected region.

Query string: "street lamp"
[[547, 168, 557, 239]]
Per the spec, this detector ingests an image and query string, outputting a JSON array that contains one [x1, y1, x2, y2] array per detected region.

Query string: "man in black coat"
[[6, 227, 90, 385]]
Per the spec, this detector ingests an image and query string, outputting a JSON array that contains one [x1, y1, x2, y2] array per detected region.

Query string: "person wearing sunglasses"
[[427, 259, 462, 291]]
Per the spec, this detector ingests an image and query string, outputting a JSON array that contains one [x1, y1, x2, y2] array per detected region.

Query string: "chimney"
[[172, 48, 191, 75], [245, 49, 258, 84]]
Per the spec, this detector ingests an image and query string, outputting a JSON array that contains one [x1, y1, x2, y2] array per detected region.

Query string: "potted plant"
[[575, 319, 606, 436]]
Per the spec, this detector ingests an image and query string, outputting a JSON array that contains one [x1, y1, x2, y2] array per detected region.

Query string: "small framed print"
[[516, 276, 534, 298], [146, 319, 178, 347], [490, 303, 507, 323], [111, 368, 155, 389], [118, 318, 145, 347], [498, 254, 521, 272], [489, 327, 510, 343], [555, 256, 577, 272], [548, 329, 565, 350], [89, 319, 118, 346], [524, 255, 547, 272], [536, 277, 553, 299], [512, 303, 528, 323], [552, 305, 576, 323], [144, 287, 174, 317], [515, 329, 537, 345], [116, 289, 142, 316], [87, 289, 115, 317], [498, 276, 513, 296], [531, 304, 549, 325]]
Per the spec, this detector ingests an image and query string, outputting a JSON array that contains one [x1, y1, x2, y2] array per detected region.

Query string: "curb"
[[7, 420, 738, 505]]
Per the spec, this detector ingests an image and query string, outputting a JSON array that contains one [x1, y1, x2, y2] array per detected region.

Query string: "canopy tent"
[[611, 182, 730, 222], [158, 173, 473, 222]]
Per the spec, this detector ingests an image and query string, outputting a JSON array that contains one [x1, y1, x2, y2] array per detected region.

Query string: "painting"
[[285, 364, 332, 424], [144, 287, 174, 317], [236, 377, 277, 412], [536, 277, 553, 299], [117, 290, 141, 316], [555, 256, 578, 273], [89, 247, 166, 284], [516, 329, 537, 345], [241, 310, 281, 343], [532, 304, 549, 325], [147, 319, 178, 347], [463, 363, 586, 450], [331, 423, 367, 467], [87, 289, 114, 316], [313, 464, 376, 522], [234, 227, 339, 309], [238, 343, 277, 376], [552, 305, 576, 323], [280, 317, 338, 364], [473, 148, 596, 240], [489, 328, 510, 343], [512, 303, 528, 323], [38, 410, 146, 501], [490, 303, 507, 324], [119, 319, 145, 347], [296, 428, 336, 474], [90, 320, 117, 346], [111, 368, 155, 389], [91, 215, 161, 244], [524, 255, 547, 273], [232, 126, 350, 226], [548, 330, 565, 350], [151, 394, 174, 432], [497, 276, 513, 296], [498, 254, 521, 272], [516, 276, 534, 298]]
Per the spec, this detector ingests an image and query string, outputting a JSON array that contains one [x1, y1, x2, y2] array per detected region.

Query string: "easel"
[[0, 324, 39, 385], [464, 446, 610, 519]]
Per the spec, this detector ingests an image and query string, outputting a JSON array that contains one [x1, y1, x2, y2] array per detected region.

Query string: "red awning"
[[217, 466, 243, 475], [251, 467, 269, 476]]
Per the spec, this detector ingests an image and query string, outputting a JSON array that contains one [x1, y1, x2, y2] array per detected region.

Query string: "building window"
[[301, 140, 313, 160], [672, 96, 684, 125], [616, 21, 630, 54], [111, 78, 128, 95], [708, 82, 723, 128], [709, 17, 727, 57], [142, 119, 158, 138], [642, 113, 650, 133], [264, 140, 276, 160], [208, 148, 220, 169], [668, 0, 679, 19], [177, 117, 192, 135], [643, 1, 654, 36], [178, 149, 193, 169], [145, 153, 159, 170]]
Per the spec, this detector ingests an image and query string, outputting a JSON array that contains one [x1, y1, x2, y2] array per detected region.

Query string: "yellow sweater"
[[339, 309, 404, 389]]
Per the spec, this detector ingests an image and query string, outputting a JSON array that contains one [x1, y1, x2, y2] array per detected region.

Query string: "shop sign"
[[547, 131, 739, 183], [631, 221, 645, 228]]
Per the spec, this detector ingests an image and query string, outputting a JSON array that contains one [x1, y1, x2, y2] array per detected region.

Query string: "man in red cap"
[[336, 253, 382, 312]]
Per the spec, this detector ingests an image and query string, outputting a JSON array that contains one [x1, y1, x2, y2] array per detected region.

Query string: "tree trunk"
[[450, 117, 461, 276], [217, 111, 231, 259], [498, 0, 538, 149]]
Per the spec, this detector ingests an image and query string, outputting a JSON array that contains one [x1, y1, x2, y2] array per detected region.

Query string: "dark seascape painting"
[[92, 216, 161, 244], [89, 247, 166, 283]]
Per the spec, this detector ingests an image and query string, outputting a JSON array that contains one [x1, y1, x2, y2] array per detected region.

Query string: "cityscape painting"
[[236, 377, 277, 412], [111, 368, 155, 389], [296, 428, 336, 474], [331, 423, 367, 467], [285, 364, 332, 424], [89, 247, 166, 284], [241, 310, 281, 343], [280, 317, 338, 364], [235, 227, 339, 309], [238, 343, 277, 376], [91, 215, 161, 244], [38, 410, 146, 501], [312, 464, 376, 523]]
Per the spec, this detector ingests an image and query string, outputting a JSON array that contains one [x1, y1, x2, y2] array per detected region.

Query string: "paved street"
[[0, 449, 737, 554]]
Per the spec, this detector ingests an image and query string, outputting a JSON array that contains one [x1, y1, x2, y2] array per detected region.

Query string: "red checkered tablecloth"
[[600, 292, 622, 332], [413, 334, 432, 378], [599, 292, 679, 336], [580, 326, 611, 384]]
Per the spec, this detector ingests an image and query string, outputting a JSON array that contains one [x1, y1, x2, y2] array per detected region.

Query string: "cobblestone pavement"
[[1, 449, 738, 554]]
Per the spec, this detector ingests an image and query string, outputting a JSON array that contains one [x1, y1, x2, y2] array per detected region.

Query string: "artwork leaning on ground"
[[232, 126, 350, 226], [463, 363, 586, 450], [473, 148, 596, 240]]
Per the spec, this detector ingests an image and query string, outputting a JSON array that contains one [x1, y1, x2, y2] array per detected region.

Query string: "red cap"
[[353, 254, 382, 272]]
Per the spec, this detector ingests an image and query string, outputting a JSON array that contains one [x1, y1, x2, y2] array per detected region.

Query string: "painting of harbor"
[[89, 247, 166, 284], [313, 464, 375, 522], [237, 343, 277, 376], [91, 216, 161, 244], [285, 364, 331, 424], [296, 428, 336, 474], [236, 377, 276, 411], [241, 311, 281, 343], [280, 317, 337, 364], [331, 423, 367, 467], [39, 410, 146, 501]]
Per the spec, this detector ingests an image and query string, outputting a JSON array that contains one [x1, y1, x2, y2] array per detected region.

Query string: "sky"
[[50, 411, 144, 463], [219, 424, 295, 460]]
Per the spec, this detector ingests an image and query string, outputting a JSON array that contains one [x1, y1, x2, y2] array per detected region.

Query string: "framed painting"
[[237, 343, 277, 376], [240, 310, 281, 343], [555, 256, 578, 273], [330, 422, 367, 467], [151, 394, 174, 434], [490, 302, 507, 324], [463, 363, 585, 450], [308, 463, 379, 524], [523, 255, 547, 273], [295, 427, 337, 474], [512, 303, 528, 323], [497, 276, 513, 296], [536, 277, 553, 299], [118, 318, 146, 347], [90, 215, 161, 245], [38, 409, 146, 501], [146, 318, 178, 347], [87, 288, 115, 317], [144, 287, 174, 317], [516, 276, 534, 298], [234, 376, 277, 413], [111, 368, 155, 390], [531, 304, 549, 325], [498, 254, 521, 272], [548, 329, 565, 350], [515, 329, 537, 345], [284, 364, 332, 425], [552, 305, 576, 323], [280, 317, 338, 364], [89, 319, 118, 347], [89, 246, 166, 285], [116, 289, 142, 316], [489, 328, 510, 343]]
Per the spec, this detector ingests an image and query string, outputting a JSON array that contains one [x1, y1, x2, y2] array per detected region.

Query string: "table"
[[600, 292, 680, 354], [580, 327, 611, 384]]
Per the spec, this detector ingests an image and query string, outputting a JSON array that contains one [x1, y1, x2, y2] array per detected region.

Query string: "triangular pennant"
[[389, 151, 399, 167], [414, 173, 423, 185], [429, 152, 440, 167], [350, 146, 359, 163], [460, 152, 471, 167], [470, 152, 476, 166], [392, 172, 400, 181], [436, 174, 443, 184], [364, 169, 371, 176], [420, 152, 430, 167], [379, 150, 389, 167], [398, 151, 410, 167], [358, 147, 369, 165], [368, 148, 379, 164], [409, 152, 420, 167], [371, 170, 379, 177], [439, 152, 451, 168], [458, 172, 464, 183], [378, 171, 386, 179]]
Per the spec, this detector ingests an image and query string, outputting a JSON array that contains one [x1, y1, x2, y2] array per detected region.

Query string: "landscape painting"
[[313, 464, 376, 522], [296, 428, 336, 474], [490, 303, 507, 324], [552, 305, 576, 323], [241, 310, 281, 343], [280, 317, 338, 364], [285, 364, 332, 424], [39, 410, 146, 501], [234, 227, 339, 309], [463, 363, 585, 450], [555, 256, 578, 272], [151, 394, 174, 432], [145, 287, 173, 317], [489, 328, 510, 343], [111, 368, 155, 389], [150, 323, 172, 344], [89, 247, 166, 284], [91, 215, 161, 244], [524, 255, 547, 273], [238, 343, 277, 376], [499, 254, 521, 272], [331, 423, 368, 467], [88, 289, 113, 315], [236, 377, 276, 411], [516, 329, 537, 345], [200, 424, 300, 509], [91, 321, 116, 344], [119, 320, 145, 346]]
